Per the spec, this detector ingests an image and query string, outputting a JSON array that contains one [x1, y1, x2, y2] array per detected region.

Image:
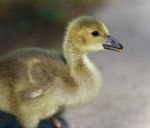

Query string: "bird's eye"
[[91, 31, 100, 37]]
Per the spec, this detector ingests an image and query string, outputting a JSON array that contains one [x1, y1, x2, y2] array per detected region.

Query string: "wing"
[[0, 48, 69, 100], [19, 50, 68, 100]]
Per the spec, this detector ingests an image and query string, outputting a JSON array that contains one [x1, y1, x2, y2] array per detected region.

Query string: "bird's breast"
[[64, 63, 101, 106]]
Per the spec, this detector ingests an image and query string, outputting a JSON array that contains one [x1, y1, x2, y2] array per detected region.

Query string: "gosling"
[[0, 16, 123, 128]]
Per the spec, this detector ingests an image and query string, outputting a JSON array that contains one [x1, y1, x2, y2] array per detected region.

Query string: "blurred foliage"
[[0, 0, 105, 54], [0, 0, 105, 23]]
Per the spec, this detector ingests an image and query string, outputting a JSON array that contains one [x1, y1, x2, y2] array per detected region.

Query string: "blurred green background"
[[0, 0, 105, 54]]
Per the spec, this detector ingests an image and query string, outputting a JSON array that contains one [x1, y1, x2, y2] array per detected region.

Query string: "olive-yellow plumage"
[[0, 16, 123, 128]]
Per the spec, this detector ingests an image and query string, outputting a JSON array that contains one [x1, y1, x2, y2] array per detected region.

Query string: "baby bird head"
[[64, 16, 123, 53]]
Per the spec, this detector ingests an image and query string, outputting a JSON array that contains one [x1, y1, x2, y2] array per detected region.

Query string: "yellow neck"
[[63, 39, 101, 106], [63, 41, 85, 71]]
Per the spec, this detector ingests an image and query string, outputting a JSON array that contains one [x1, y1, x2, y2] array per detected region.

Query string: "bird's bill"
[[103, 35, 123, 52]]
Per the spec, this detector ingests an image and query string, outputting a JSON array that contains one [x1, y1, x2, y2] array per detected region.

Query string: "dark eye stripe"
[[91, 31, 100, 36]]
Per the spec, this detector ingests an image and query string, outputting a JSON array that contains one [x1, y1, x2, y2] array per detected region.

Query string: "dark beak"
[[103, 35, 123, 52]]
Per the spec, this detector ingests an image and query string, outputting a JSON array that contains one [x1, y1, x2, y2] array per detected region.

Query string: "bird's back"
[[0, 48, 67, 82]]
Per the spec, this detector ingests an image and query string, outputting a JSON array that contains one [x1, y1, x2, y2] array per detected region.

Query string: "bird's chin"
[[88, 45, 104, 52]]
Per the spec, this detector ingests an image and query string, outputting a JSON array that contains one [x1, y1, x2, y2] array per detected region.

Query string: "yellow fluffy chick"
[[0, 16, 123, 128]]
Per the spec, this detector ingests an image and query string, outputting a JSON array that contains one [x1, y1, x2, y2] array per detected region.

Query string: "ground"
[[65, 0, 150, 128]]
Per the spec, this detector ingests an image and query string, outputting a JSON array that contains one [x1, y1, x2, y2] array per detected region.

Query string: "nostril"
[[106, 35, 119, 46]]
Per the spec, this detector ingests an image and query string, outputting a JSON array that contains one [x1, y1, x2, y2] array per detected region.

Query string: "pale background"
[[65, 0, 150, 128]]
